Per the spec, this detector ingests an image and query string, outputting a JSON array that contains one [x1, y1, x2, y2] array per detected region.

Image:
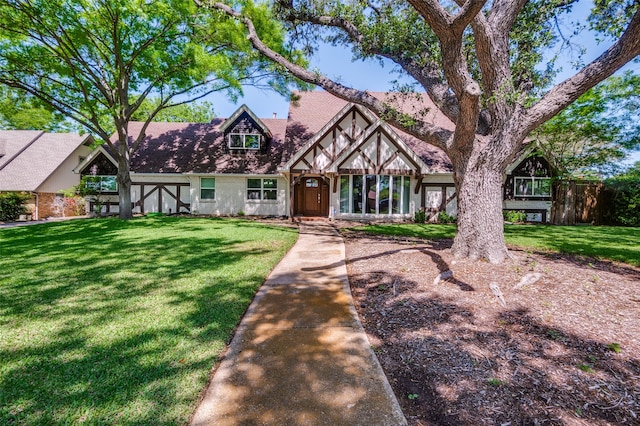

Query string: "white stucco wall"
[[36, 144, 93, 193], [130, 174, 190, 214], [503, 199, 552, 222], [190, 175, 288, 217]]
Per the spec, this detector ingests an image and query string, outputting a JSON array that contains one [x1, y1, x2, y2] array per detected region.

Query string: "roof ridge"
[[0, 131, 46, 173]]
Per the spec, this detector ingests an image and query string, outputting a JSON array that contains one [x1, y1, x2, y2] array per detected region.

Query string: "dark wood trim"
[[428, 190, 457, 221], [289, 178, 295, 220], [379, 151, 400, 171], [332, 175, 339, 193], [133, 182, 190, 187], [355, 147, 376, 169], [300, 157, 313, 170], [133, 182, 191, 214], [414, 175, 423, 194], [337, 168, 415, 176]]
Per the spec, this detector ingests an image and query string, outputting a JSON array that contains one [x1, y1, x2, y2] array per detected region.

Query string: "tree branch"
[[522, 8, 640, 140], [203, 1, 453, 148]]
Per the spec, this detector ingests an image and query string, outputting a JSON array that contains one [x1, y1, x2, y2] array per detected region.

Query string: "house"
[[74, 91, 552, 221], [0, 130, 93, 219]]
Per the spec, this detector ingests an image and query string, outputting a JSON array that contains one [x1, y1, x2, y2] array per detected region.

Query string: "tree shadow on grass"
[[0, 217, 297, 425]]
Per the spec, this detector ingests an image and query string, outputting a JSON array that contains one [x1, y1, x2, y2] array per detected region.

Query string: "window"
[[515, 177, 551, 197], [247, 178, 277, 200], [339, 175, 410, 215], [201, 177, 216, 200], [84, 175, 117, 192], [229, 133, 261, 150]]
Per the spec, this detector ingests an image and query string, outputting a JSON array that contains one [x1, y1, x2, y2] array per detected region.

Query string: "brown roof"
[[0, 131, 91, 191], [110, 91, 452, 175], [122, 118, 288, 174], [287, 91, 453, 173]]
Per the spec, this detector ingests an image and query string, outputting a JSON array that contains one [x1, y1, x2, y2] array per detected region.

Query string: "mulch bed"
[[341, 230, 640, 426]]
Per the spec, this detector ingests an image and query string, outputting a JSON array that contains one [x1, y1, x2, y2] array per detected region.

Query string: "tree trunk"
[[451, 157, 508, 264], [116, 139, 133, 220]]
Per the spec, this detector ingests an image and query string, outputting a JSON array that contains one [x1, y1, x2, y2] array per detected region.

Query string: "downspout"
[[33, 192, 39, 220]]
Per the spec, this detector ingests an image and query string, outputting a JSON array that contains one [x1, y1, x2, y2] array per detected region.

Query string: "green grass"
[[0, 217, 298, 425], [349, 223, 640, 266]]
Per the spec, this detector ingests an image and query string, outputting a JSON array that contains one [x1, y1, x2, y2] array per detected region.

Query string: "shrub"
[[605, 173, 640, 226], [0, 192, 31, 221], [414, 208, 426, 223], [437, 211, 457, 223], [63, 196, 87, 216], [503, 210, 528, 223]]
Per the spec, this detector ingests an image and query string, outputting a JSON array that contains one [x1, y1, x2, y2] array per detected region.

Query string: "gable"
[[283, 104, 377, 173], [80, 150, 119, 176], [504, 155, 553, 200], [329, 122, 428, 176], [285, 91, 454, 174], [509, 155, 553, 177]]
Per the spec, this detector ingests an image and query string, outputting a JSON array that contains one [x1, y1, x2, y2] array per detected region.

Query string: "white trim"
[[514, 176, 551, 197], [328, 120, 431, 175], [219, 104, 272, 138], [279, 103, 378, 172], [505, 146, 537, 174], [228, 132, 261, 150], [73, 144, 117, 174]]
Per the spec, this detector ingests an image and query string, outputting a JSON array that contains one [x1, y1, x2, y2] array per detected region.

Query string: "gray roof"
[[0, 131, 92, 191]]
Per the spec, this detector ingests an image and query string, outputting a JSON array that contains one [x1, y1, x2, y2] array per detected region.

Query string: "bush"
[[0, 192, 31, 221], [503, 210, 528, 223], [605, 174, 640, 226], [414, 208, 426, 223], [437, 211, 457, 223]]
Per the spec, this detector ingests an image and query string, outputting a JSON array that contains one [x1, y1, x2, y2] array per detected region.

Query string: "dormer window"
[[228, 133, 261, 150]]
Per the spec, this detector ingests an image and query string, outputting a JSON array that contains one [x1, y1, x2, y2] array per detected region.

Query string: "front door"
[[298, 177, 329, 216]]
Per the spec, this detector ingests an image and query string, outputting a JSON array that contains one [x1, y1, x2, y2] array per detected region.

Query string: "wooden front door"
[[298, 177, 329, 216]]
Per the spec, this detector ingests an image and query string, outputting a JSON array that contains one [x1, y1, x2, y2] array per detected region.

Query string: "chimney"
[[272, 112, 277, 119]]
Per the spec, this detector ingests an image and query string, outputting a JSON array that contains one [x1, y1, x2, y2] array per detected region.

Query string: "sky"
[[207, 1, 640, 163]]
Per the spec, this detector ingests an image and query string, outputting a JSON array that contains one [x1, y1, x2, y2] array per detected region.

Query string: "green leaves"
[[534, 71, 640, 176]]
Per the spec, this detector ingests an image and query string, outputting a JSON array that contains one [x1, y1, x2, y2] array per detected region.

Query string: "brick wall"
[[36, 192, 84, 219]]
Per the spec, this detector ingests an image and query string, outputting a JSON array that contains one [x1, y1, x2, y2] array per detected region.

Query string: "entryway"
[[295, 177, 329, 217]]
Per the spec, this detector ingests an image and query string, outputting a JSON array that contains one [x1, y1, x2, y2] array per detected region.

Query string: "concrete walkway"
[[190, 222, 406, 426]]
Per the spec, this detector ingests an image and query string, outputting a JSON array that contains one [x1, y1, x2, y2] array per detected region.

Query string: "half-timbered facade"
[[75, 91, 552, 221]]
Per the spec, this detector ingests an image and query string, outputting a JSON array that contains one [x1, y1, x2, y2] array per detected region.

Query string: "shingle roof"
[[287, 91, 453, 173], [122, 118, 288, 175], [109, 90, 452, 175], [0, 131, 91, 191]]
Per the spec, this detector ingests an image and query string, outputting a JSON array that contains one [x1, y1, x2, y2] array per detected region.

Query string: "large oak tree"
[[0, 0, 301, 218], [202, 0, 640, 263]]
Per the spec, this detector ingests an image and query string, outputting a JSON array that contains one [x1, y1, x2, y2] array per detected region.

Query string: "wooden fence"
[[550, 180, 605, 225]]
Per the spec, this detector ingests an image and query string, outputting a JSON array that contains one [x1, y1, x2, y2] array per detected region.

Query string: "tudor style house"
[[74, 91, 553, 221]]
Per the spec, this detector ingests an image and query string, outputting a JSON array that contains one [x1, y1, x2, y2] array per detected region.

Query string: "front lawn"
[[350, 223, 640, 266], [0, 217, 297, 425]]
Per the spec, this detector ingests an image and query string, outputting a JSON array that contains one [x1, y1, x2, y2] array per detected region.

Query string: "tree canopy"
[[0, 0, 303, 218], [533, 71, 640, 177], [130, 98, 216, 123], [204, 0, 640, 263], [0, 86, 71, 131]]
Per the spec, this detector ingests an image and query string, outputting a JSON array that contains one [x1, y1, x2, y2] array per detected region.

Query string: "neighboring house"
[[0, 130, 93, 220], [75, 91, 552, 221]]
